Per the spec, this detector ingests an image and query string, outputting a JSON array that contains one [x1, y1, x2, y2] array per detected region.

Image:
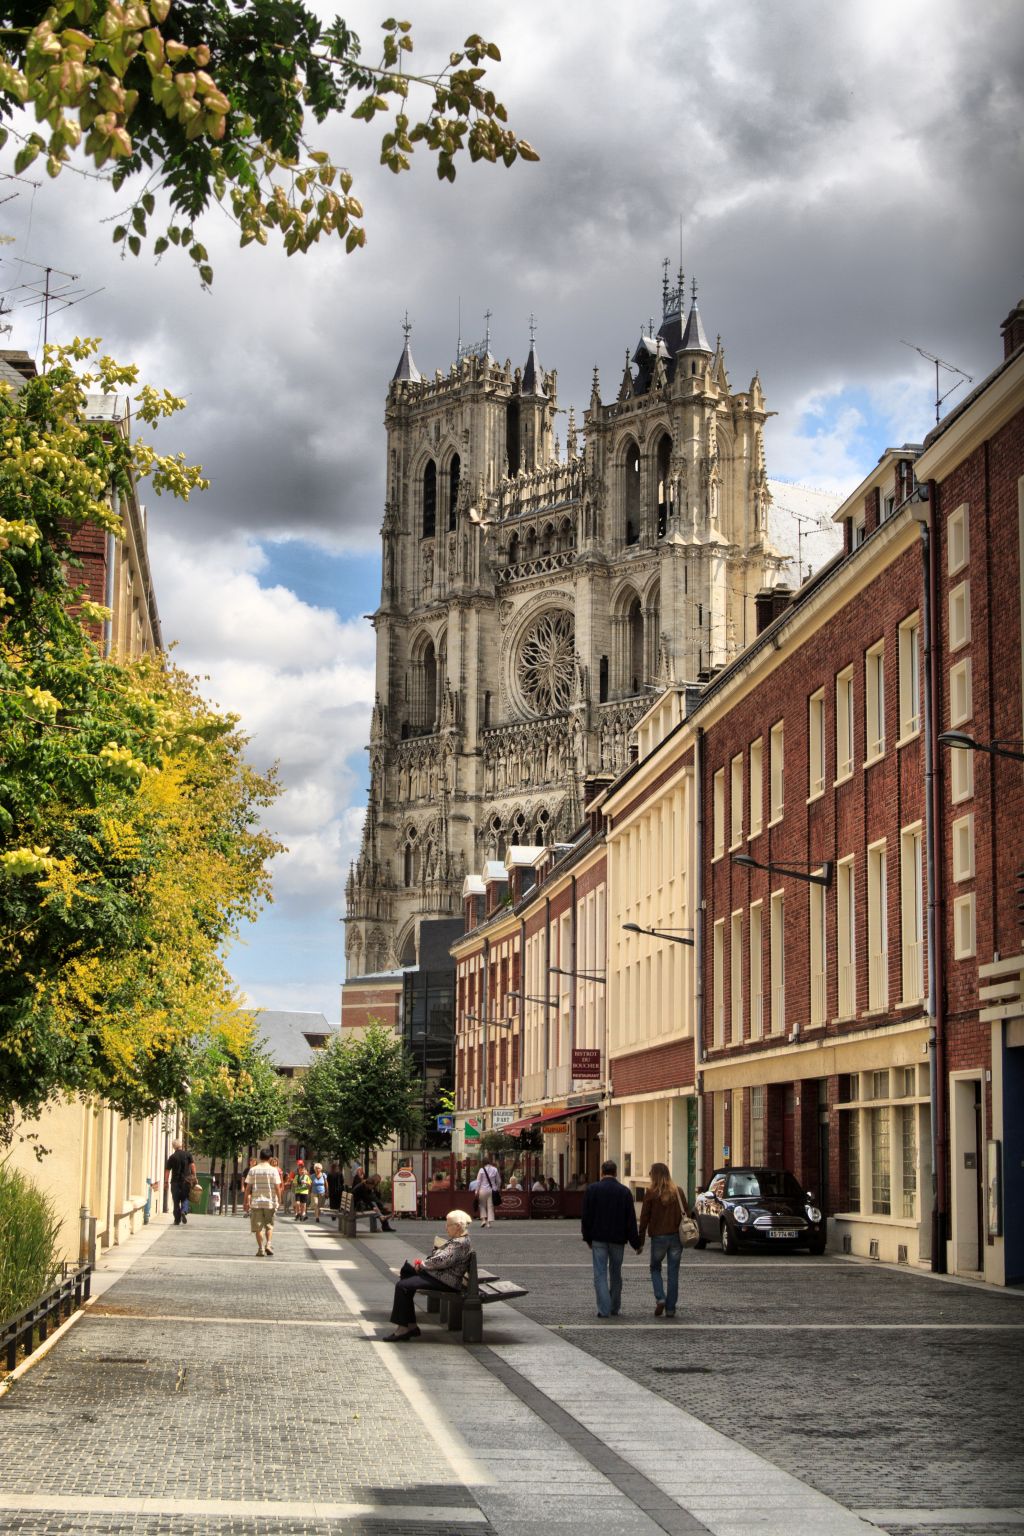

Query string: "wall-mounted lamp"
[[621, 922, 694, 947], [549, 965, 607, 985], [506, 990, 557, 1009], [732, 852, 833, 887], [937, 730, 1024, 763]]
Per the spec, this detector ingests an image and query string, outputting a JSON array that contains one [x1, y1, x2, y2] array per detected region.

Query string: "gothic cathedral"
[[345, 272, 787, 975]]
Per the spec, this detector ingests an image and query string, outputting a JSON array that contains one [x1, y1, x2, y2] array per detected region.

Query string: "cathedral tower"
[[345, 279, 785, 974]]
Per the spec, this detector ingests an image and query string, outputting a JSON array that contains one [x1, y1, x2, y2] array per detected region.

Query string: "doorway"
[[950, 1074, 984, 1273]]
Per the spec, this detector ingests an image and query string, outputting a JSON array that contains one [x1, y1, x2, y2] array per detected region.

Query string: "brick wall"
[[612, 1037, 694, 1097]]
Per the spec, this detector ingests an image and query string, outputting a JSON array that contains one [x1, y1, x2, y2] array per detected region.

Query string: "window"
[[808, 689, 825, 798], [713, 919, 725, 1048], [770, 721, 785, 822], [950, 744, 974, 805], [730, 754, 744, 848], [899, 1105, 917, 1219], [749, 901, 763, 1039], [852, 510, 867, 548], [865, 642, 885, 760], [770, 890, 785, 1033], [844, 1110, 861, 1212], [749, 738, 763, 837], [952, 815, 975, 882], [949, 581, 970, 651], [750, 1085, 766, 1164], [881, 489, 896, 522], [953, 894, 976, 959], [422, 460, 437, 539], [947, 503, 969, 575], [731, 911, 743, 1044], [867, 841, 888, 1010], [835, 668, 854, 782], [898, 616, 921, 740], [809, 880, 827, 1025], [837, 857, 856, 1017], [900, 825, 924, 1005], [870, 1105, 891, 1214], [713, 769, 725, 860], [949, 659, 972, 727]]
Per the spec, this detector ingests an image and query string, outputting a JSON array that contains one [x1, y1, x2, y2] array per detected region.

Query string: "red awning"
[[500, 1113, 541, 1135], [535, 1104, 598, 1125]]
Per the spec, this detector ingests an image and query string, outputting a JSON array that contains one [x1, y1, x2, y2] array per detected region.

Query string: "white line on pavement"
[[554, 1322, 1024, 1331], [0, 1494, 486, 1524], [87, 1313, 364, 1328], [855, 1511, 1024, 1527]]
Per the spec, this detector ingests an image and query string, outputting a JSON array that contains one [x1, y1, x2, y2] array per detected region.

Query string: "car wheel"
[[720, 1220, 739, 1255], [808, 1236, 827, 1255], [694, 1233, 707, 1250]]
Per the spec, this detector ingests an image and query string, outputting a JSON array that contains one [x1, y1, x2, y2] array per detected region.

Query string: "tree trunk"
[[231, 1153, 239, 1215]]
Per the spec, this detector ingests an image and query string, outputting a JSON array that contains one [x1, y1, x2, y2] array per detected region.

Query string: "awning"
[[499, 1113, 541, 1135], [498, 1104, 599, 1135]]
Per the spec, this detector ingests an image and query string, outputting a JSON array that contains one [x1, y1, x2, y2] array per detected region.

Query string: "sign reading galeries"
[[571, 1048, 601, 1080]]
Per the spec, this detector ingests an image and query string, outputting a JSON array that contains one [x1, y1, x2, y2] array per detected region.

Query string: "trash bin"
[[191, 1173, 212, 1215]]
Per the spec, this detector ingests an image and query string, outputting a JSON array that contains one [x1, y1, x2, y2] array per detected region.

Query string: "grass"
[[0, 1162, 63, 1323]]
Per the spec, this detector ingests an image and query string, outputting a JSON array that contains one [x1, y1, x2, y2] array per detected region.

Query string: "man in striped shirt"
[[243, 1148, 283, 1257]]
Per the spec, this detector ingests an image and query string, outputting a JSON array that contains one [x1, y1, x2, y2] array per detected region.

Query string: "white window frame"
[[769, 721, 784, 824], [837, 856, 856, 1018], [730, 753, 744, 849], [867, 840, 888, 1011], [949, 658, 972, 727], [835, 667, 854, 783], [770, 888, 785, 1034], [713, 919, 725, 1048], [900, 824, 924, 1006], [947, 503, 969, 575], [865, 641, 885, 762], [952, 814, 975, 883], [953, 894, 976, 959], [713, 768, 725, 861], [809, 879, 827, 1025], [949, 580, 970, 651], [898, 615, 921, 742], [950, 744, 974, 805], [749, 901, 763, 1039], [808, 689, 825, 800], [749, 737, 763, 838], [730, 910, 743, 1044]]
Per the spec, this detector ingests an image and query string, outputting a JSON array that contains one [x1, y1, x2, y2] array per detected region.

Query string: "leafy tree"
[[0, 340, 281, 1129], [291, 1020, 422, 1166], [0, 4, 537, 282], [188, 1026, 289, 1168]]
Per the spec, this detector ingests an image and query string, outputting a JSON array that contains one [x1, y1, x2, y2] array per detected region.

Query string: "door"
[[816, 1079, 830, 1211], [951, 1075, 983, 1272], [782, 1087, 795, 1170]]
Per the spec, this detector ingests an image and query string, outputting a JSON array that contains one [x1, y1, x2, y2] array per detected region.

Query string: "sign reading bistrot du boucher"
[[571, 1048, 601, 1080]]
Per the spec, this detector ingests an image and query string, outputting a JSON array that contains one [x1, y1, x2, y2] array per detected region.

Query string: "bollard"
[[461, 1292, 483, 1343]]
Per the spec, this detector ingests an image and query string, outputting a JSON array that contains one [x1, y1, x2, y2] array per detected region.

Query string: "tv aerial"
[[900, 340, 973, 425]]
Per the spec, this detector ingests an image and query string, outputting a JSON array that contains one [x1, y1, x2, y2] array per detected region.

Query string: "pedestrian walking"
[[164, 1141, 196, 1226], [291, 1160, 312, 1220], [382, 1210, 473, 1341], [637, 1162, 688, 1318], [476, 1158, 501, 1226], [243, 1147, 282, 1256], [581, 1159, 640, 1318], [309, 1163, 327, 1222], [327, 1162, 344, 1210]]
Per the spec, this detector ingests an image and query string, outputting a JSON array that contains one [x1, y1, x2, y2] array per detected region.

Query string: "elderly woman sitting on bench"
[[383, 1209, 473, 1341]]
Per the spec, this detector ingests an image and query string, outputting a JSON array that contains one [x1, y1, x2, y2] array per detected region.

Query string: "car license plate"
[[767, 1229, 795, 1239]]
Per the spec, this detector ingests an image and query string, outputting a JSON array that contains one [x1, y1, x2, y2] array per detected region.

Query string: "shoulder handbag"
[[487, 1167, 502, 1207], [677, 1194, 699, 1248]]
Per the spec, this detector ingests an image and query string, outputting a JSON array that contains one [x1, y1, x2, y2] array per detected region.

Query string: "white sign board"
[[492, 1108, 514, 1127], [392, 1167, 418, 1214]]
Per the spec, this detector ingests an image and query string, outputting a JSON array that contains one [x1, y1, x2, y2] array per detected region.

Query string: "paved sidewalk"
[[1, 1211, 1017, 1535]]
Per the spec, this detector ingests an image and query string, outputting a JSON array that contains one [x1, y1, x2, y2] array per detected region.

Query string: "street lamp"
[[465, 1010, 516, 1111], [549, 965, 607, 985], [507, 989, 557, 1008], [731, 852, 834, 887], [621, 922, 695, 946], [937, 730, 1024, 763]]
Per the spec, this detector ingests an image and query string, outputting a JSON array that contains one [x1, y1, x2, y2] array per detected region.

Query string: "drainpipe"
[[518, 916, 527, 1109], [481, 935, 490, 1118], [921, 485, 948, 1272], [569, 873, 578, 1070], [543, 895, 551, 1100], [694, 727, 706, 1192]]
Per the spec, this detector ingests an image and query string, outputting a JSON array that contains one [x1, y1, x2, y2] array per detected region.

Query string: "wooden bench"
[[323, 1192, 381, 1237], [428, 1253, 528, 1343]]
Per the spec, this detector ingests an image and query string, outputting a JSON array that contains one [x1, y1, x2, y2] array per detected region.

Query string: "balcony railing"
[[838, 960, 855, 1017], [869, 949, 889, 1010], [496, 548, 576, 585], [751, 992, 763, 1038], [810, 969, 827, 1025], [772, 983, 785, 1033], [547, 1063, 571, 1098], [902, 941, 923, 1004], [713, 1003, 725, 1048]]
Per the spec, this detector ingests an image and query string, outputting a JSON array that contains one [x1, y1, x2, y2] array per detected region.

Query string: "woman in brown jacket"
[[637, 1162, 689, 1317]]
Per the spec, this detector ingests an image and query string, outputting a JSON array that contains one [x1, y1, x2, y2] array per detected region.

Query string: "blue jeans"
[[649, 1234, 682, 1313], [591, 1241, 625, 1316]]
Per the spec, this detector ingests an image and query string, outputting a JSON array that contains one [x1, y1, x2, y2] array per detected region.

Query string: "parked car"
[[694, 1166, 826, 1255]]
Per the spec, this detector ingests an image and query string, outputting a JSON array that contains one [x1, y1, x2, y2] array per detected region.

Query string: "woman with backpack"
[[637, 1162, 689, 1318], [309, 1163, 328, 1222]]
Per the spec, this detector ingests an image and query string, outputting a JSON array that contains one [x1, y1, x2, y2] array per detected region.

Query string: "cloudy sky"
[[2, 0, 1020, 1021]]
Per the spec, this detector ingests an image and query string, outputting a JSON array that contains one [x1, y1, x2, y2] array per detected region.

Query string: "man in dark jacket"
[[581, 1159, 640, 1317]]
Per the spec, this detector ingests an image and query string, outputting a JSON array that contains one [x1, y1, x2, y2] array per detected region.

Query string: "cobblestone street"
[[1, 1213, 1022, 1536]]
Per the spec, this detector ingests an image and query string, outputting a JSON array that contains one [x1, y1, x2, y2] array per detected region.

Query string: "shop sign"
[[464, 1117, 482, 1140], [542, 1122, 568, 1135], [491, 1108, 514, 1127], [571, 1048, 601, 1080], [436, 1114, 455, 1131]]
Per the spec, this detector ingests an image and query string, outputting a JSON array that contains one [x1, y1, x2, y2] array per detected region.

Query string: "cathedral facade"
[[345, 273, 788, 975]]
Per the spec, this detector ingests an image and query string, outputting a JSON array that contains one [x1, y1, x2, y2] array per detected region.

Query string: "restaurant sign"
[[571, 1048, 601, 1080]]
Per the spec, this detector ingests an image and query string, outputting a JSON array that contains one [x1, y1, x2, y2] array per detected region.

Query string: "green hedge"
[[0, 1164, 62, 1322]]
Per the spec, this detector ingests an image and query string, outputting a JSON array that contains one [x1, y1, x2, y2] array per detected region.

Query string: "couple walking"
[[582, 1160, 689, 1318]]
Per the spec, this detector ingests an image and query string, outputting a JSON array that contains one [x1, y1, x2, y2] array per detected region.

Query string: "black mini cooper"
[[694, 1166, 827, 1255]]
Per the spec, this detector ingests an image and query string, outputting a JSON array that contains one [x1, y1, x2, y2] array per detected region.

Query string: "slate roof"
[[242, 1009, 334, 1069]]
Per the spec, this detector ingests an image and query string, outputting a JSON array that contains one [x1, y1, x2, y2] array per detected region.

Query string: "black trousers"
[[171, 1181, 190, 1222], [389, 1260, 452, 1326]]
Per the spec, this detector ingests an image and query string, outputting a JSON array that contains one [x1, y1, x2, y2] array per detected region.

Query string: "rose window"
[[517, 609, 575, 715]]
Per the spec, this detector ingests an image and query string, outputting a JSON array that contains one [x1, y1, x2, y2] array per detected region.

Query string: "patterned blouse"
[[420, 1233, 472, 1289]]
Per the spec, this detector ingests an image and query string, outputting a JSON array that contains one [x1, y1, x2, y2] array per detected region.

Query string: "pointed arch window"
[[628, 596, 644, 694], [656, 434, 672, 539], [624, 442, 640, 545], [448, 454, 460, 531], [422, 461, 437, 539]]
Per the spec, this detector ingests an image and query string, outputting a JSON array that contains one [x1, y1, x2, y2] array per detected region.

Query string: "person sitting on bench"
[[351, 1173, 394, 1231], [383, 1210, 473, 1341]]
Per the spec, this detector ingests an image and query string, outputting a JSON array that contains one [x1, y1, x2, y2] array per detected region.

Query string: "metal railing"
[[902, 941, 923, 1004], [810, 969, 827, 1025], [772, 983, 786, 1033], [1, 1262, 93, 1373], [750, 993, 763, 1038], [838, 961, 855, 1018], [869, 949, 889, 1009]]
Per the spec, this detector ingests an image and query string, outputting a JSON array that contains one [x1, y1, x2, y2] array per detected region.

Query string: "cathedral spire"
[[522, 316, 546, 397], [392, 311, 422, 383], [679, 279, 712, 354]]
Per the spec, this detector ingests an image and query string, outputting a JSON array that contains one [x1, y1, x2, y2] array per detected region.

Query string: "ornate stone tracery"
[[517, 608, 576, 716]]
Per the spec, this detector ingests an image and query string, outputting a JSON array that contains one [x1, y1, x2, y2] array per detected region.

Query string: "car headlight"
[[805, 1205, 822, 1223], [733, 1206, 750, 1225]]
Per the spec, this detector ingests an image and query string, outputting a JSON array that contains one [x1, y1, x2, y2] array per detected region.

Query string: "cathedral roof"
[[522, 338, 546, 396], [680, 294, 712, 353], [392, 336, 422, 384]]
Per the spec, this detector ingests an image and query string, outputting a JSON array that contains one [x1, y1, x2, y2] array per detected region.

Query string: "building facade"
[[344, 274, 788, 976]]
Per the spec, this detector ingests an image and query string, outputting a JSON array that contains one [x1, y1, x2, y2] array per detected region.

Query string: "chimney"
[[1001, 300, 1024, 359], [755, 586, 793, 634]]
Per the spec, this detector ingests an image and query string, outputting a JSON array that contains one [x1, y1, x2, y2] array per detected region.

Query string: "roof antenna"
[[900, 339, 973, 424], [457, 295, 462, 359]]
